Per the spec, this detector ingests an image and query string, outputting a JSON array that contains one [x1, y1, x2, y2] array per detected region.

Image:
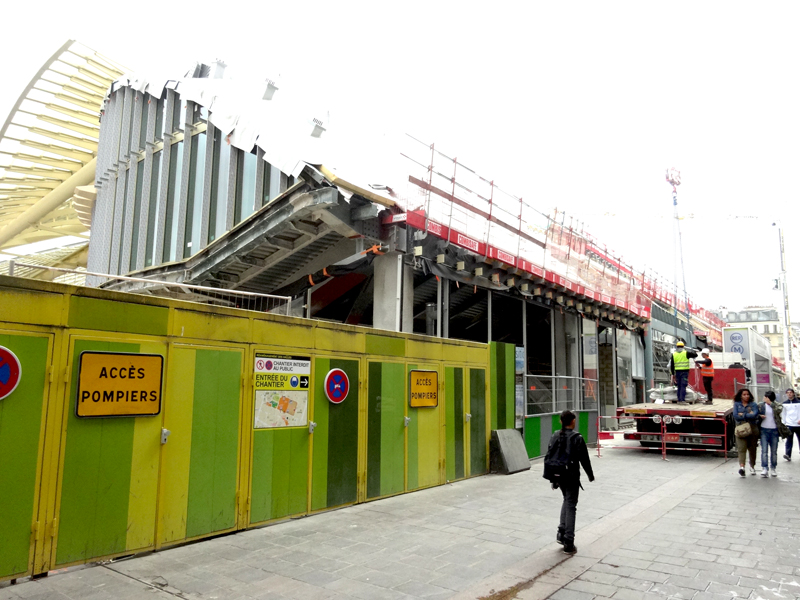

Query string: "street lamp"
[[773, 222, 793, 383]]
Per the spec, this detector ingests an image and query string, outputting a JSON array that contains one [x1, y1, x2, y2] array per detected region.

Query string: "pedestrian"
[[668, 341, 698, 403], [783, 389, 800, 461], [759, 391, 789, 477], [545, 410, 594, 555], [733, 388, 760, 476], [694, 348, 714, 405]]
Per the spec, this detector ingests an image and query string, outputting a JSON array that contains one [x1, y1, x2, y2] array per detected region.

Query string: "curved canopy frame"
[[0, 40, 126, 252]]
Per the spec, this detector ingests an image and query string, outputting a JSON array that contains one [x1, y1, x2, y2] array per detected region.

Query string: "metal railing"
[[525, 375, 599, 415], [7, 262, 292, 316]]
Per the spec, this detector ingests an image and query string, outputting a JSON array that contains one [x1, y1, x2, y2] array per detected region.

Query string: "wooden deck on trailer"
[[620, 400, 733, 417]]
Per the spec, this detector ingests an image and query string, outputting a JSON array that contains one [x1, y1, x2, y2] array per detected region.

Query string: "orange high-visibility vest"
[[700, 359, 714, 378]]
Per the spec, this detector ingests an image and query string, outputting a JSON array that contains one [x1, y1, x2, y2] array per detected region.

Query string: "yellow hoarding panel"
[[409, 370, 438, 408], [76, 352, 163, 417]]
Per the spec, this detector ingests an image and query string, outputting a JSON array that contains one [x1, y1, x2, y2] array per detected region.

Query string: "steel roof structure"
[[0, 40, 125, 253]]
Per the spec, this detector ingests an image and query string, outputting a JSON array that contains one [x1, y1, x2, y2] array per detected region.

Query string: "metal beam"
[[0, 158, 96, 247]]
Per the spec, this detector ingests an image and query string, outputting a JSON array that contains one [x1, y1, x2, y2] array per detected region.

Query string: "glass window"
[[129, 162, 145, 270], [162, 141, 184, 263], [763, 324, 770, 334], [616, 329, 634, 407], [581, 318, 598, 411], [553, 311, 579, 377], [208, 128, 231, 242], [138, 93, 148, 150], [184, 132, 207, 258], [172, 96, 183, 133], [155, 97, 166, 142], [582, 319, 598, 381], [262, 161, 273, 207], [553, 311, 580, 413], [633, 335, 645, 379], [235, 150, 257, 224], [144, 152, 162, 267], [117, 169, 130, 274], [125, 93, 135, 156]]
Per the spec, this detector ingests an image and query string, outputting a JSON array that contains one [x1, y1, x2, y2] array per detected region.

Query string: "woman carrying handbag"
[[733, 388, 760, 477]]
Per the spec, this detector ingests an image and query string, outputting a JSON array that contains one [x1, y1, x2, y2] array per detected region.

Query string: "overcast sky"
[[2, 1, 798, 319]]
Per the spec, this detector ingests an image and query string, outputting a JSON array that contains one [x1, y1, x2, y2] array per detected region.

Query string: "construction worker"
[[668, 341, 698, 403], [694, 348, 714, 405]]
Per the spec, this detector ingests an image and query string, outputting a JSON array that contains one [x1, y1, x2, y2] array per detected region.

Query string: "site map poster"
[[254, 354, 310, 428]]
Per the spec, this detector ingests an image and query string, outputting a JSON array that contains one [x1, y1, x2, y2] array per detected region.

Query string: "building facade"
[[724, 307, 789, 385], [84, 60, 737, 438]]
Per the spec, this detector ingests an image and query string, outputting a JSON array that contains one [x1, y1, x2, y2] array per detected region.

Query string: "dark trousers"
[[558, 481, 580, 544], [675, 370, 689, 402], [702, 376, 713, 402], [786, 427, 800, 457]]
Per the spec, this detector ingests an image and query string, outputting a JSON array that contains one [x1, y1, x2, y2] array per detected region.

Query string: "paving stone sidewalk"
[[2, 446, 798, 600]]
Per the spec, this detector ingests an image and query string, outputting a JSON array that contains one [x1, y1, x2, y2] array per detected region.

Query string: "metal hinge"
[[47, 366, 53, 383], [32, 521, 40, 542], [50, 518, 58, 539]]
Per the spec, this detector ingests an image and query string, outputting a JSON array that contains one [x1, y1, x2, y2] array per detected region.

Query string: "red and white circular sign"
[[324, 368, 349, 404], [0, 346, 22, 401]]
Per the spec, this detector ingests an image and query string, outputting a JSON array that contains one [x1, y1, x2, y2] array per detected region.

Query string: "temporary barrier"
[[0, 276, 510, 581], [686, 367, 746, 401]]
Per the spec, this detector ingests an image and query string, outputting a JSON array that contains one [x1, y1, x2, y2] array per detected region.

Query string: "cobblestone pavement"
[[2, 446, 799, 600]]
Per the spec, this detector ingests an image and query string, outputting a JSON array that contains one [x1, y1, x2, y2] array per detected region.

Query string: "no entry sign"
[[0, 346, 22, 401], [324, 368, 349, 404]]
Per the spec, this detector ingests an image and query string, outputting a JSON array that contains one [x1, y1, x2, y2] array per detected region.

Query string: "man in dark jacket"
[[547, 410, 594, 554]]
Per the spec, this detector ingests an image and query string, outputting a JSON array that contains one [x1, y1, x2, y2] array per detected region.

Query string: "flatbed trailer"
[[616, 401, 734, 450]]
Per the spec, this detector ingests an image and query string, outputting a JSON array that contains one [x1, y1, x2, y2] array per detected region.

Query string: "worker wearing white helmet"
[[694, 348, 714, 405]]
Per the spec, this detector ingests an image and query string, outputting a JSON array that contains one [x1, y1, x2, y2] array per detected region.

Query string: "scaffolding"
[[396, 135, 726, 335]]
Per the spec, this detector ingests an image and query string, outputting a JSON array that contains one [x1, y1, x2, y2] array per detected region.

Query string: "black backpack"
[[543, 430, 572, 482]]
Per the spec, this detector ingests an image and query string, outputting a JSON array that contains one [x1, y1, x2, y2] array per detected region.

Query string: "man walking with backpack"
[[544, 410, 595, 554]]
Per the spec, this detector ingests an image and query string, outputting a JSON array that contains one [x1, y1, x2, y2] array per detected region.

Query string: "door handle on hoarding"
[[161, 428, 171, 445], [404, 416, 411, 427], [309, 421, 317, 434], [466, 413, 472, 422]]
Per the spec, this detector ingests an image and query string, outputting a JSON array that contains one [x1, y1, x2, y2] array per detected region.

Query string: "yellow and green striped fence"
[[0, 276, 519, 581]]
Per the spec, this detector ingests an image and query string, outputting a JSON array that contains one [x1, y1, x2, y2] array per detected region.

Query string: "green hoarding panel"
[[469, 368, 487, 476], [325, 359, 359, 508], [0, 334, 48, 577], [186, 349, 240, 538], [56, 340, 138, 565]]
